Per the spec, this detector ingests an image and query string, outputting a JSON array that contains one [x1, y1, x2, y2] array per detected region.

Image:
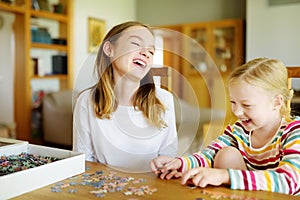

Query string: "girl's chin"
[[243, 126, 253, 132]]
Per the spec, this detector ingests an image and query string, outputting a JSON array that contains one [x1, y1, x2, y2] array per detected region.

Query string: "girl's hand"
[[150, 156, 182, 179], [181, 167, 230, 187]]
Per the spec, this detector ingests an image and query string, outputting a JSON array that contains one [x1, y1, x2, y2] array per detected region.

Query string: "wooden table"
[[12, 161, 298, 200]]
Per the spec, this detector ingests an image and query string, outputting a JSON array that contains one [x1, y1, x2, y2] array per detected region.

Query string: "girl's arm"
[[179, 124, 238, 173], [228, 120, 300, 195], [73, 92, 96, 162]]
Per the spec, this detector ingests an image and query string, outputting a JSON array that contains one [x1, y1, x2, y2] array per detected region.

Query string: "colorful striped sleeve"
[[178, 125, 238, 173], [228, 120, 300, 195]]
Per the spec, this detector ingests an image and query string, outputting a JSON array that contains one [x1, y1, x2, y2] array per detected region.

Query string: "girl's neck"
[[251, 116, 282, 148], [114, 78, 140, 106]]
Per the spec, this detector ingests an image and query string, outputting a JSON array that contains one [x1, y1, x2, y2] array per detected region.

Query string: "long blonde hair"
[[91, 21, 166, 128], [228, 57, 293, 119]]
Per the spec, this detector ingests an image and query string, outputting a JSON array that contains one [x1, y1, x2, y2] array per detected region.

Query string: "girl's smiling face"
[[229, 80, 281, 132], [107, 26, 155, 82]]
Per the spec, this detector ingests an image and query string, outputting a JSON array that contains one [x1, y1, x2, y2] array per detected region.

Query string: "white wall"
[[0, 12, 15, 124], [137, 0, 245, 26], [73, 0, 136, 86], [246, 0, 300, 65]]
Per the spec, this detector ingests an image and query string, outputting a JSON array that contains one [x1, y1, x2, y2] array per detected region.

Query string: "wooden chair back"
[[287, 67, 300, 111], [150, 67, 172, 91]]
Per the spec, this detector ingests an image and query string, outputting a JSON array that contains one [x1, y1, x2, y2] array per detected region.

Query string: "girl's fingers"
[[158, 169, 181, 180], [150, 160, 162, 173], [192, 173, 206, 187], [174, 171, 182, 178], [181, 168, 201, 185], [162, 158, 179, 172], [165, 170, 180, 179]]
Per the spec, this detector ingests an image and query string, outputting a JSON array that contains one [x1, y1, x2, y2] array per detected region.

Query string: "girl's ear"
[[273, 94, 284, 110], [103, 41, 114, 57]]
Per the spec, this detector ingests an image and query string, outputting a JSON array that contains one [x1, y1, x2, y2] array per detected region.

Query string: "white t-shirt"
[[73, 87, 178, 172]]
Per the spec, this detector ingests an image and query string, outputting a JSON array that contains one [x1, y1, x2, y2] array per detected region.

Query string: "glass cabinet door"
[[212, 26, 235, 72], [190, 27, 209, 74], [183, 25, 211, 77]]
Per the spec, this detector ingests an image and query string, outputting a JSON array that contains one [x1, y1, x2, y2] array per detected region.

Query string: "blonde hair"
[[228, 57, 293, 118], [91, 21, 166, 128]]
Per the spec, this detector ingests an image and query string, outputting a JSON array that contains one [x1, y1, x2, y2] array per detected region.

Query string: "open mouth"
[[241, 118, 251, 126], [133, 59, 146, 68]]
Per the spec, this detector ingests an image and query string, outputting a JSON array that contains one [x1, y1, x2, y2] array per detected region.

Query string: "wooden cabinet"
[[160, 19, 244, 124], [0, 0, 73, 142], [181, 19, 244, 78], [183, 19, 244, 124]]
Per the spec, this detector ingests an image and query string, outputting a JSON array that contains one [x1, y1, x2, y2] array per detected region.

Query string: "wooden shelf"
[[31, 42, 67, 51], [32, 74, 68, 80], [7, 0, 73, 143], [30, 9, 68, 22], [0, 2, 25, 14]]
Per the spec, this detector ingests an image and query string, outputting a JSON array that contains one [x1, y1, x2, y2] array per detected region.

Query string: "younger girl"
[[73, 21, 178, 172], [150, 58, 300, 195]]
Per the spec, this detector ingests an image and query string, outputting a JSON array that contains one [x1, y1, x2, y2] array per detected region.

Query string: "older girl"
[[73, 21, 177, 172]]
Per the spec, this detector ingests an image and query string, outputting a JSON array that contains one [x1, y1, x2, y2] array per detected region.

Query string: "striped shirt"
[[178, 118, 300, 195]]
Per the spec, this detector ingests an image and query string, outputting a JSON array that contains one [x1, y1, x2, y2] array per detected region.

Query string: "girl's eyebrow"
[[129, 35, 155, 49]]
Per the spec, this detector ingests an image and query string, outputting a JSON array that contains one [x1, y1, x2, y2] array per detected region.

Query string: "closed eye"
[[148, 49, 155, 55], [131, 42, 140, 47], [131, 41, 155, 56], [242, 104, 252, 108]]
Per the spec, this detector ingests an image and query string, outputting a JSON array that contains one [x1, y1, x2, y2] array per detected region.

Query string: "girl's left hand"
[[181, 167, 230, 187]]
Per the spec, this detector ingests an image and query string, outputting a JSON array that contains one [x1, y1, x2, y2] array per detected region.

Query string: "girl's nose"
[[232, 106, 243, 117], [140, 48, 151, 58]]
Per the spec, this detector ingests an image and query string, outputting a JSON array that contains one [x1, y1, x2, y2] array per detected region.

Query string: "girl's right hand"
[[150, 156, 182, 179]]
